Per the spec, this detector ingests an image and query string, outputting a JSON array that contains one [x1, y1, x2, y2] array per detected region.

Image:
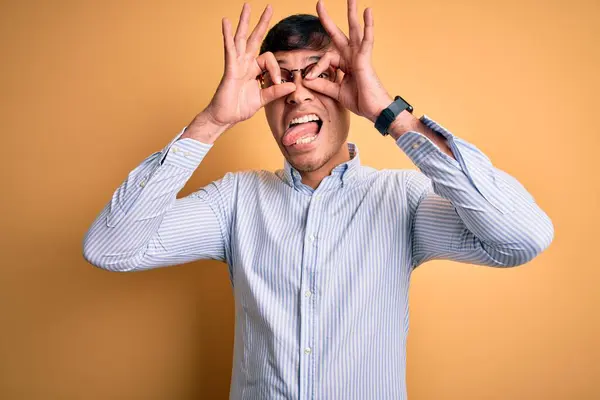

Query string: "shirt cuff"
[[396, 114, 515, 214], [395, 114, 462, 169], [159, 126, 213, 170]]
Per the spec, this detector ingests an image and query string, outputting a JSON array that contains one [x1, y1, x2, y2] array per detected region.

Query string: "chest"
[[229, 176, 412, 297]]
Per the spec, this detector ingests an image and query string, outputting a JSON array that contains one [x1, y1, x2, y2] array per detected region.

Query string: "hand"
[[204, 4, 297, 128], [303, 0, 393, 123]]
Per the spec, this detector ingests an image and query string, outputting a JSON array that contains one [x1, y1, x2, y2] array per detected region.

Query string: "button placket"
[[298, 191, 323, 399]]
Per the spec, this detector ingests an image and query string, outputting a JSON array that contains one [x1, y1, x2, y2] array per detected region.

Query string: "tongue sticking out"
[[283, 122, 320, 147]]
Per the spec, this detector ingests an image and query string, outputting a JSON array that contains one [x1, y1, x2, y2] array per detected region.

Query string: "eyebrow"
[[277, 55, 322, 66]]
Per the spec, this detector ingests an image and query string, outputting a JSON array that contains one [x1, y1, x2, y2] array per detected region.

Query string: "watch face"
[[395, 95, 409, 104], [376, 96, 412, 135]]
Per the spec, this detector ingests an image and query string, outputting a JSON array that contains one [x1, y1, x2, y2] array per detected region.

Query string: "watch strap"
[[374, 95, 413, 135]]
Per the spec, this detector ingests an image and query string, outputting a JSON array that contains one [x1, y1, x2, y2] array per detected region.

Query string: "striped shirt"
[[83, 114, 554, 400]]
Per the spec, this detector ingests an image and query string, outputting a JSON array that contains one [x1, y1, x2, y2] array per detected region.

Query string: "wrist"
[[387, 110, 419, 140], [181, 110, 232, 144], [368, 96, 394, 123]]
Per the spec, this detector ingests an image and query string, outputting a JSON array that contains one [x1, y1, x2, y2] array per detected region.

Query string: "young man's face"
[[264, 49, 351, 173]]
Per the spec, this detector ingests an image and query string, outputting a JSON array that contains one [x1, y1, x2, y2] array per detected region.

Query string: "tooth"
[[288, 114, 321, 129], [295, 134, 317, 145]]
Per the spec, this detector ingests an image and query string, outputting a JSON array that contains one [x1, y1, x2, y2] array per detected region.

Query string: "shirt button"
[[305, 290, 312, 297], [304, 347, 312, 355], [309, 234, 316, 242], [140, 180, 146, 187], [413, 138, 426, 149]]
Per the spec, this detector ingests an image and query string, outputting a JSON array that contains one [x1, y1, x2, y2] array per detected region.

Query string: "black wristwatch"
[[374, 95, 413, 136]]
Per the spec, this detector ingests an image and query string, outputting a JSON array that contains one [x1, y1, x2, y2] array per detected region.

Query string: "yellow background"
[[1, 0, 598, 399]]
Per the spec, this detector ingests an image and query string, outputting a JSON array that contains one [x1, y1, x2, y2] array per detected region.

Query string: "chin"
[[285, 149, 330, 173]]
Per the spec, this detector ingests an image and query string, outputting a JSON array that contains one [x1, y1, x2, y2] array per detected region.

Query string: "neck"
[[299, 143, 351, 190]]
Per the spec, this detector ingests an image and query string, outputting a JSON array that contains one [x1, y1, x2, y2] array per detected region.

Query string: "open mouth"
[[284, 114, 323, 147]]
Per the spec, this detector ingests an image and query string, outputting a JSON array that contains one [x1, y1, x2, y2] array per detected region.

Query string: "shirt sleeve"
[[82, 127, 237, 272], [399, 115, 554, 269]]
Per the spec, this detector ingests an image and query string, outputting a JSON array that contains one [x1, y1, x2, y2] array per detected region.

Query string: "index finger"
[[305, 51, 342, 79], [303, 78, 341, 101]]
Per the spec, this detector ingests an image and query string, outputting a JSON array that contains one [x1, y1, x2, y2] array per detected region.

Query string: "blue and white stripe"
[[83, 114, 554, 400]]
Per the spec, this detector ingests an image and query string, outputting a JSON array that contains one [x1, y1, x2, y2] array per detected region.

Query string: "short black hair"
[[260, 14, 331, 55]]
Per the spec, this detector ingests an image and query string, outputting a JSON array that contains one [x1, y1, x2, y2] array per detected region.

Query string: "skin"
[[263, 49, 351, 189], [181, 0, 454, 190]]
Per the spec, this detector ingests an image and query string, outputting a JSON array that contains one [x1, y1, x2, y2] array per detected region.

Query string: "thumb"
[[302, 78, 340, 101], [260, 82, 296, 106]]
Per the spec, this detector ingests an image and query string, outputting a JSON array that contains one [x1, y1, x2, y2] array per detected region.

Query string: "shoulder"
[[370, 168, 432, 209]]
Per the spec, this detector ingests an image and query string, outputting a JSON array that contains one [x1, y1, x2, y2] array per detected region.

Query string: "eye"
[[318, 72, 329, 79], [278, 71, 294, 84]]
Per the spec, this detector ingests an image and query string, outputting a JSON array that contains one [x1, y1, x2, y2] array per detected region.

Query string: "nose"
[[285, 73, 314, 105]]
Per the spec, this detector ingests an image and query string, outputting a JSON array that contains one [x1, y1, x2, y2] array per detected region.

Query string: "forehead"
[[273, 49, 325, 66]]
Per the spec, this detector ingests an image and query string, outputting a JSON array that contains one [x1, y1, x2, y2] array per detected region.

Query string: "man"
[[83, 0, 554, 398]]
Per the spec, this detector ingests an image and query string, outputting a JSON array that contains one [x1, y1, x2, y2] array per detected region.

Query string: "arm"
[[300, 0, 553, 268], [82, 121, 235, 272], [398, 114, 554, 269], [82, 3, 295, 272]]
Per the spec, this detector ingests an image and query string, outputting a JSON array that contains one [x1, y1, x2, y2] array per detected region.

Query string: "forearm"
[[416, 157, 553, 265], [180, 110, 231, 144], [82, 131, 213, 271], [389, 110, 455, 160], [398, 115, 554, 265]]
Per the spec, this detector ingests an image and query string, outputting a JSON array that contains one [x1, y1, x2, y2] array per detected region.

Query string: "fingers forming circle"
[[254, 51, 280, 84]]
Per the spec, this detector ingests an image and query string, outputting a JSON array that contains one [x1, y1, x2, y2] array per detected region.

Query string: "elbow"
[[534, 215, 555, 255], [502, 215, 555, 267], [82, 232, 103, 269], [82, 236, 138, 273], [82, 240, 112, 271], [524, 212, 555, 264], [82, 244, 108, 271], [82, 208, 143, 272]]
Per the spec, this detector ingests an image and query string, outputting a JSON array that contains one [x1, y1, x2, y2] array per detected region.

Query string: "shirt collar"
[[282, 142, 361, 190]]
